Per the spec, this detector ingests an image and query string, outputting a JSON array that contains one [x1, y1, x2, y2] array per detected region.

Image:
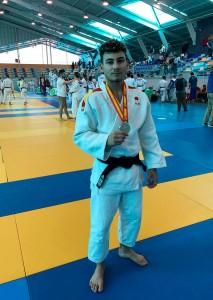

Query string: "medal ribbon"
[[105, 82, 128, 122]]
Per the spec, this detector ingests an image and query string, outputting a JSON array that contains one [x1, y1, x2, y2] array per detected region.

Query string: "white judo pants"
[[89, 188, 142, 263], [21, 88, 27, 103], [160, 88, 168, 102], [0, 89, 3, 102], [72, 93, 84, 117], [4, 88, 12, 103], [29, 86, 35, 92]]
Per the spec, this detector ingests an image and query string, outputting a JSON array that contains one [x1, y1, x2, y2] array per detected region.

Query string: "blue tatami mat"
[[1, 153, 211, 217], [0, 170, 91, 217], [0, 278, 30, 300], [27, 219, 213, 300]]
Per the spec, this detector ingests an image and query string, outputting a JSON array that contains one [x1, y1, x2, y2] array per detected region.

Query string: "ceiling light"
[[31, 21, 35, 25], [103, 1, 109, 5], [69, 24, 74, 28], [46, 0, 52, 4], [0, 9, 5, 14], [59, 32, 63, 35], [2, 0, 8, 4], [83, 12, 88, 19], [38, 12, 42, 17]]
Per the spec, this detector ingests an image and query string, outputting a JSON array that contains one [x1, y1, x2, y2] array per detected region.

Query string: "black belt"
[[4, 87, 11, 88], [96, 154, 146, 189]]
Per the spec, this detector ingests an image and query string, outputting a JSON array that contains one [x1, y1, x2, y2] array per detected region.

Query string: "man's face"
[[101, 51, 128, 83]]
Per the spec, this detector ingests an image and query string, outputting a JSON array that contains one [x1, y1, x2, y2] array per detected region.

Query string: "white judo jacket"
[[73, 82, 166, 195]]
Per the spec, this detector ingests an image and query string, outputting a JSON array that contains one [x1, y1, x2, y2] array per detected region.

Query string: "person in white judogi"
[[0, 78, 4, 103], [92, 76, 97, 87], [135, 74, 146, 91], [82, 74, 88, 94], [69, 72, 85, 118], [20, 77, 28, 105], [158, 76, 169, 102], [28, 79, 35, 92], [125, 72, 136, 87], [97, 72, 105, 87], [73, 39, 166, 294], [52, 71, 58, 88], [2, 75, 14, 105]]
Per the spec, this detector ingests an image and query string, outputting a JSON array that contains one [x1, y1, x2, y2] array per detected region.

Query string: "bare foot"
[[89, 263, 105, 293], [118, 245, 148, 267]]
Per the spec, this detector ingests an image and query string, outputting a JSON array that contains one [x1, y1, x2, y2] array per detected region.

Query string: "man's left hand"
[[146, 168, 158, 189]]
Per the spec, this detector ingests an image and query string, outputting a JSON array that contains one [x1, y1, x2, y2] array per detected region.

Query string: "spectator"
[[175, 73, 188, 112], [56, 69, 74, 121], [188, 72, 198, 103], [168, 75, 176, 101], [202, 66, 213, 127], [197, 85, 207, 102], [207, 42, 213, 57], [182, 41, 189, 56]]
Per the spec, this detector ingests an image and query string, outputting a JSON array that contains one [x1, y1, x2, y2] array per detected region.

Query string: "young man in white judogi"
[[74, 39, 166, 293], [69, 72, 85, 118], [135, 74, 146, 91], [82, 74, 88, 94], [28, 79, 35, 92], [158, 76, 169, 102], [20, 77, 28, 105], [0, 78, 4, 103], [97, 72, 105, 87], [2, 75, 14, 105], [125, 72, 136, 87]]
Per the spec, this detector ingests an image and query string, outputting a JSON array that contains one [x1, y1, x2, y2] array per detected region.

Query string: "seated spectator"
[[197, 85, 208, 102]]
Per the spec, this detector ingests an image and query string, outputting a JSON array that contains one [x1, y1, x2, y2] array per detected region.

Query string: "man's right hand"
[[107, 131, 128, 147]]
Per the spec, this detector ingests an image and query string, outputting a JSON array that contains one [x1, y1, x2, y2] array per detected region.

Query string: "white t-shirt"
[[57, 77, 67, 97]]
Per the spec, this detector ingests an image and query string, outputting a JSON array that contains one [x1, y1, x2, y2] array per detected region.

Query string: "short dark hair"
[[59, 69, 65, 76], [162, 75, 166, 80], [74, 72, 80, 78], [190, 72, 194, 75], [99, 39, 127, 63], [89, 76, 93, 81]]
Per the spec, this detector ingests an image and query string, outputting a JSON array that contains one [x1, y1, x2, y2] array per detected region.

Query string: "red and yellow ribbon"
[[105, 82, 128, 122]]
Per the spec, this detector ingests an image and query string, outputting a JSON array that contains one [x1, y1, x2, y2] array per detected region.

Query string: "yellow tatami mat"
[[167, 173, 213, 211], [14, 180, 213, 277], [0, 148, 7, 183], [0, 109, 58, 115], [0, 114, 171, 182], [0, 216, 25, 284], [0, 162, 7, 183]]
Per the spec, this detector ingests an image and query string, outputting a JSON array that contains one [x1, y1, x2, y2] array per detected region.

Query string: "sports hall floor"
[[0, 92, 213, 300]]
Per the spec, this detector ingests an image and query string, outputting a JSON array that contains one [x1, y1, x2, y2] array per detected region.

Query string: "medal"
[[106, 82, 130, 133], [119, 122, 130, 133]]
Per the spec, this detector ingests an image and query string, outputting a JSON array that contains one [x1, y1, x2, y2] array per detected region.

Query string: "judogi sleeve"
[[138, 99, 166, 169], [73, 94, 111, 160], [69, 81, 78, 93]]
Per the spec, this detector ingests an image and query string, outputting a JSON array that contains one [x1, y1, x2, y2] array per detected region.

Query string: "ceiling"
[[0, 0, 213, 60]]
